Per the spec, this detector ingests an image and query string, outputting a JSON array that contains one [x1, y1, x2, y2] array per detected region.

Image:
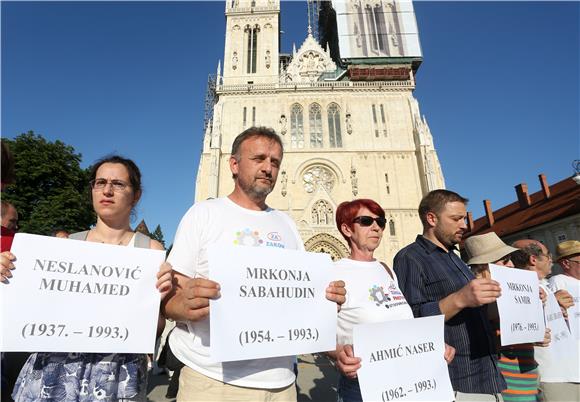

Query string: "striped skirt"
[[498, 345, 540, 402]]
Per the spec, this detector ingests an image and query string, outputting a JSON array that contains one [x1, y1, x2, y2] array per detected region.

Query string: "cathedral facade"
[[195, 0, 445, 264]]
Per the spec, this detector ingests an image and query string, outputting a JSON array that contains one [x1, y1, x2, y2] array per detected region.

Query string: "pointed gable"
[[282, 31, 337, 83]]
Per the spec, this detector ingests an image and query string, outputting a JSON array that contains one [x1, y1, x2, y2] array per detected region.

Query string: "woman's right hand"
[[336, 344, 362, 379], [0, 251, 16, 283]]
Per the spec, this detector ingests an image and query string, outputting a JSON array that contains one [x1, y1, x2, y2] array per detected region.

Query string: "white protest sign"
[[489, 264, 545, 346], [208, 244, 336, 362], [534, 289, 578, 382], [548, 275, 580, 340], [0, 233, 165, 353], [353, 315, 454, 402]]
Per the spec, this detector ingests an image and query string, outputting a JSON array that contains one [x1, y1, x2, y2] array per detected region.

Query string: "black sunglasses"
[[352, 216, 386, 229]]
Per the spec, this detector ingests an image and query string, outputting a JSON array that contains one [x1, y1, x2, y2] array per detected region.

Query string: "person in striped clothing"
[[465, 232, 551, 402]]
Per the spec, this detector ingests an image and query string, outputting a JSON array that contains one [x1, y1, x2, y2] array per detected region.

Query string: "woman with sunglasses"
[[1, 155, 173, 402], [329, 199, 454, 402], [464, 232, 550, 402]]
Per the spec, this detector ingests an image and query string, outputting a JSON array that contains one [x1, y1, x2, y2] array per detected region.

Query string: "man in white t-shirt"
[[162, 127, 346, 402]]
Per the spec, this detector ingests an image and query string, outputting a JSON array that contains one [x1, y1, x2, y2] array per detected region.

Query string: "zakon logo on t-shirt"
[[368, 283, 406, 308], [233, 229, 285, 248], [387, 282, 405, 301]]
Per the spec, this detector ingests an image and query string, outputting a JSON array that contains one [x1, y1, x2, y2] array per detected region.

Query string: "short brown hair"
[[418, 189, 468, 226], [511, 243, 544, 269], [231, 126, 283, 160]]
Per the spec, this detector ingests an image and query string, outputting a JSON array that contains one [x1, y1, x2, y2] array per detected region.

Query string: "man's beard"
[[239, 177, 274, 200], [435, 226, 462, 248]]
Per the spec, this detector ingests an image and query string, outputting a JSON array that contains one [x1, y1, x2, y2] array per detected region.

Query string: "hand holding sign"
[[336, 344, 362, 379], [457, 278, 502, 308], [326, 280, 346, 309], [0, 251, 15, 282], [170, 275, 221, 322]]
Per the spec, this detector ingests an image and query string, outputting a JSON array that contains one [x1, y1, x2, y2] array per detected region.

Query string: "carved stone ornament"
[[279, 114, 287, 135], [346, 113, 353, 134], [350, 166, 358, 196], [265, 50, 271, 69], [232, 51, 238, 70], [281, 33, 337, 83], [280, 170, 288, 197]]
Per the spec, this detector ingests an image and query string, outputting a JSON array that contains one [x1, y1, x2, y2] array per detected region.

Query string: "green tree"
[[2, 131, 95, 234], [150, 224, 166, 248]]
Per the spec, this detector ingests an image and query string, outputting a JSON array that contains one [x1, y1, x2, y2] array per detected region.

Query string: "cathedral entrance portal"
[[304, 233, 349, 261]]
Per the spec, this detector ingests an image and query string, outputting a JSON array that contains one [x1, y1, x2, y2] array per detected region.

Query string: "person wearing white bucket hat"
[[465, 232, 550, 402]]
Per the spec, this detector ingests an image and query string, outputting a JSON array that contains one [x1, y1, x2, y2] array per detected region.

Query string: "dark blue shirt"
[[394, 235, 506, 394]]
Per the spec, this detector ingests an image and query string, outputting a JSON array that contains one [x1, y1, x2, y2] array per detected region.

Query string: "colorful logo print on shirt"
[[368, 283, 407, 308], [369, 285, 392, 307], [234, 228, 264, 246], [233, 229, 285, 248]]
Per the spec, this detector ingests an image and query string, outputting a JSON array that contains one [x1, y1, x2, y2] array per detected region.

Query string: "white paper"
[[0, 233, 165, 353], [354, 315, 454, 402], [208, 244, 336, 362], [535, 290, 578, 382], [489, 264, 545, 346]]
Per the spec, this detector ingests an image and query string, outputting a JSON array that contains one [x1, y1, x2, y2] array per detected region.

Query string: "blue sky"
[[2, 1, 579, 245]]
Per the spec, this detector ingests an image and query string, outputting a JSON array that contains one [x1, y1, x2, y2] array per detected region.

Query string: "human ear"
[[229, 156, 239, 177], [340, 223, 353, 239], [426, 211, 438, 227], [132, 190, 142, 206]]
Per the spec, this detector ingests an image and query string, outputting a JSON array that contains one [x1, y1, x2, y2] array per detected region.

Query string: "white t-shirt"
[[333, 258, 413, 345], [549, 274, 580, 340], [167, 197, 304, 389]]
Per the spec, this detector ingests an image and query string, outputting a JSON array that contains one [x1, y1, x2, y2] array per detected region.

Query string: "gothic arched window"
[[389, 219, 396, 236], [309, 103, 323, 148], [245, 24, 259, 74], [328, 103, 342, 148], [290, 104, 304, 148]]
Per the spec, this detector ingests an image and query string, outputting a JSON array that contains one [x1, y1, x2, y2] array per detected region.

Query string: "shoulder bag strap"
[[379, 261, 394, 280]]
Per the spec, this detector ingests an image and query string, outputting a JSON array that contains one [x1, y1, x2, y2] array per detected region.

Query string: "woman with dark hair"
[[0, 155, 172, 402], [330, 199, 454, 402]]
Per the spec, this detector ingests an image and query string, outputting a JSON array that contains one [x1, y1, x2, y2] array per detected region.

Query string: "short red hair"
[[335, 199, 385, 245]]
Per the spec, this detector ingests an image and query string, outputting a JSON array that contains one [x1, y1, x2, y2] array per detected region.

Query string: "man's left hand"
[[326, 280, 346, 311]]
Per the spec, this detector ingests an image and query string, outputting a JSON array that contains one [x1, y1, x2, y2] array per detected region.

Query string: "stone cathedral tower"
[[195, 0, 445, 265]]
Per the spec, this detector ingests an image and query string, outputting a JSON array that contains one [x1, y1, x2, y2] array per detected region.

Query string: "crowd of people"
[[0, 127, 578, 402]]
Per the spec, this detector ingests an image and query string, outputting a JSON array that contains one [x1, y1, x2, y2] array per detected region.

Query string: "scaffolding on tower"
[[307, 0, 320, 41], [203, 73, 217, 133]]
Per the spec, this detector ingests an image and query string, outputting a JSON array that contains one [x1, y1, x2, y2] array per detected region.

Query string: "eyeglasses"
[[495, 255, 512, 265], [90, 178, 130, 192], [352, 216, 386, 229]]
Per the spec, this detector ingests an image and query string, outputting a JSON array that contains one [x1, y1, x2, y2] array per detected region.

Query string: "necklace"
[[91, 230, 132, 245]]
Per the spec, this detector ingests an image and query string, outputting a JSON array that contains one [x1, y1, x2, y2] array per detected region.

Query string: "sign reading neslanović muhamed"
[[0, 233, 165, 353], [208, 244, 336, 362], [489, 264, 545, 346], [354, 315, 454, 402]]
